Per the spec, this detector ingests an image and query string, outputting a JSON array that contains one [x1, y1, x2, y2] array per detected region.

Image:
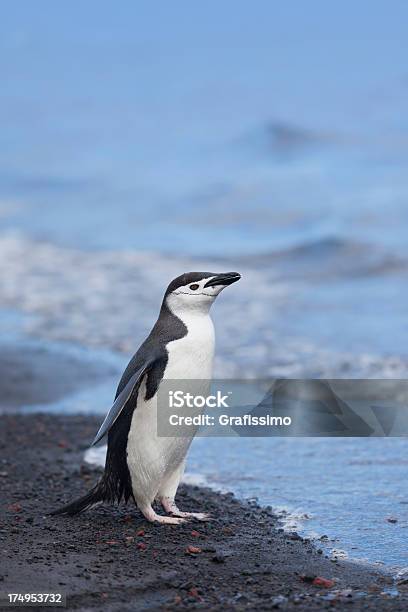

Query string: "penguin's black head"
[[164, 271, 241, 314]]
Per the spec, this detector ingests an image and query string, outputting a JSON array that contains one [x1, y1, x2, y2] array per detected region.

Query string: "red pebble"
[[313, 577, 335, 588], [8, 503, 22, 513], [136, 529, 145, 536], [186, 545, 202, 555], [188, 588, 201, 600], [191, 530, 201, 537], [137, 542, 147, 550]]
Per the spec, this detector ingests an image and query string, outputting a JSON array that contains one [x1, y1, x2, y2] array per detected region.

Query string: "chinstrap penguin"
[[51, 271, 241, 524]]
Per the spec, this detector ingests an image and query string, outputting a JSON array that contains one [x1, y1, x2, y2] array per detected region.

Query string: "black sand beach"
[[0, 414, 406, 611]]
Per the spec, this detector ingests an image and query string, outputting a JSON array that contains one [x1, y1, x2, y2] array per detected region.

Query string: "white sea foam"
[[84, 445, 106, 467], [1, 231, 407, 379]]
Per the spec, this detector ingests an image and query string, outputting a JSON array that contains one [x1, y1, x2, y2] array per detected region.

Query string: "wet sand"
[[0, 343, 118, 410], [0, 414, 406, 610]]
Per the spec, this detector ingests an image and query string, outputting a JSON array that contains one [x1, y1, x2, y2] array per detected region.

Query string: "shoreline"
[[85, 449, 400, 577], [1, 414, 407, 610]]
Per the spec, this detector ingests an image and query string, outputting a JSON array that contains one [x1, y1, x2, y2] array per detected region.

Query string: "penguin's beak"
[[204, 272, 241, 288]]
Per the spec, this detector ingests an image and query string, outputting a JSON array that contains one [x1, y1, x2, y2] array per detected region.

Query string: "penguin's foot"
[[153, 514, 186, 525], [160, 497, 211, 521], [172, 511, 211, 521], [140, 504, 186, 525]]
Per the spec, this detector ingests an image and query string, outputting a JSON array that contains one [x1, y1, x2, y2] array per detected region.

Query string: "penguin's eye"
[[189, 284, 199, 291]]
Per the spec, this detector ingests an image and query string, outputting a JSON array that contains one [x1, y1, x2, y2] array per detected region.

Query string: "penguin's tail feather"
[[49, 481, 106, 516]]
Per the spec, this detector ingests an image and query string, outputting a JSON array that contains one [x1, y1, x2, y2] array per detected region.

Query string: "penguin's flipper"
[[91, 357, 156, 446]]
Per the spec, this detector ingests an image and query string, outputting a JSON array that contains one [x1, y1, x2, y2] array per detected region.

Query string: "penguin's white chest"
[[164, 313, 215, 380]]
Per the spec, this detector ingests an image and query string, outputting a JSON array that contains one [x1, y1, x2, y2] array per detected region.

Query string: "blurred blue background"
[[1, 0, 408, 255], [1, 0, 407, 363], [1, 1, 408, 569]]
